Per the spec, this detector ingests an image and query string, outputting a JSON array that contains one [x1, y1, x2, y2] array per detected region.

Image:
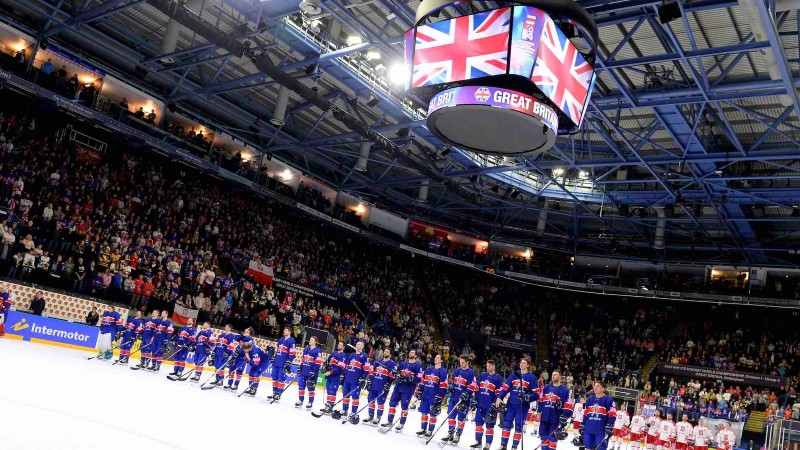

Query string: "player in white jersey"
[[573, 397, 585, 433], [629, 413, 648, 450], [675, 414, 693, 450], [645, 410, 662, 450], [611, 404, 631, 450], [692, 417, 712, 450], [656, 413, 676, 450], [716, 422, 736, 450]]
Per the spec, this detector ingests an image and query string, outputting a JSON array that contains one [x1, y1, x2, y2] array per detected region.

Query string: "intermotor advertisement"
[[4, 310, 99, 349]]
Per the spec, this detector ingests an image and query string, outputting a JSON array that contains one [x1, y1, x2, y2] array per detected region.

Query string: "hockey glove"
[[382, 382, 392, 396], [555, 429, 569, 441], [136, 334, 143, 341], [487, 405, 498, 424], [605, 423, 614, 437], [283, 362, 292, 375], [456, 398, 468, 413], [358, 377, 368, 389], [559, 415, 570, 429], [306, 375, 317, 391], [579, 423, 585, 436], [115, 330, 125, 341], [519, 390, 531, 403], [414, 388, 423, 401]]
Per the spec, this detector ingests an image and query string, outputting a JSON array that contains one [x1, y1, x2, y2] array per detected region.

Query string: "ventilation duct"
[[355, 142, 371, 171], [270, 86, 290, 126], [418, 180, 429, 202], [536, 200, 549, 234], [653, 206, 666, 249]]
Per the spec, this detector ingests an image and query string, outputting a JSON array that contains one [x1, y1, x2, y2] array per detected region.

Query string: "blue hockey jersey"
[[194, 329, 214, 353], [300, 347, 323, 376], [395, 360, 423, 393], [476, 372, 505, 408], [421, 366, 449, 398], [141, 318, 160, 342], [450, 367, 478, 396], [99, 310, 122, 335], [325, 351, 348, 377], [248, 345, 271, 371], [122, 316, 142, 338], [175, 326, 196, 346], [214, 332, 235, 355], [498, 372, 539, 406], [538, 383, 573, 423], [583, 394, 616, 434], [274, 336, 296, 366], [369, 358, 397, 391], [343, 352, 369, 384], [154, 319, 174, 339]]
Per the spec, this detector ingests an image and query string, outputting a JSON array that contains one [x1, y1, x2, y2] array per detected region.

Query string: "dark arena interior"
[[0, 0, 798, 449]]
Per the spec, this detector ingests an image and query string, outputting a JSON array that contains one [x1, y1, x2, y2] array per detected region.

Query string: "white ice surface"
[[0, 339, 589, 450]]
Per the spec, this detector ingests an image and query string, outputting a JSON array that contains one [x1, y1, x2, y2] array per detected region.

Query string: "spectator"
[[85, 306, 99, 326], [30, 291, 46, 316]]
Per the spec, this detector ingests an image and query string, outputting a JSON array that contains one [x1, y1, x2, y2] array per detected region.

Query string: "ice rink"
[[0, 339, 587, 450]]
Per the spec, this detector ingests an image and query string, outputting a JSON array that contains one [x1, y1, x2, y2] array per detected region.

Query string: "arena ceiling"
[[3, 0, 800, 267]]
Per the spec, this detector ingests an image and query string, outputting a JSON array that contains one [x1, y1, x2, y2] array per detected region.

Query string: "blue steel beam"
[[753, 0, 800, 121], [39, 0, 144, 38]]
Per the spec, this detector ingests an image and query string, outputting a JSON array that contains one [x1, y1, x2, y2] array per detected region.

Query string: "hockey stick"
[[200, 352, 236, 390], [425, 398, 465, 445], [342, 398, 374, 424], [378, 397, 420, 434], [87, 336, 134, 360], [269, 379, 296, 404], [311, 384, 363, 418], [114, 342, 142, 365], [168, 352, 210, 381], [529, 421, 570, 450], [130, 337, 156, 370]]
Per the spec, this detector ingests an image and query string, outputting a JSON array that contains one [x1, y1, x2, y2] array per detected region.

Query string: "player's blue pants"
[[341, 381, 361, 414], [227, 357, 247, 387], [584, 433, 609, 450], [119, 332, 136, 361], [151, 335, 166, 366], [325, 375, 340, 407], [540, 421, 560, 450], [249, 364, 268, 389], [386, 388, 413, 424], [174, 346, 189, 373], [140, 335, 154, 365], [214, 351, 229, 381], [501, 402, 528, 448], [192, 350, 207, 378], [271, 360, 288, 395], [447, 393, 468, 434], [475, 405, 497, 444], [418, 393, 440, 432], [297, 373, 317, 405], [367, 387, 389, 418]]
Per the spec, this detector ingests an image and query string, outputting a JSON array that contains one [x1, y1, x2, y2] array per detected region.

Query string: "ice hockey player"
[[441, 355, 477, 444], [537, 370, 574, 450], [136, 310, 160, 369], [629, 411, 647, 450], [168, 318, 196, 377], [190, 322, 214, 382], [240, 341, 270, 396], [320, 341, 348, 414], [610, 404, 631, 450], [656, 412, 675, 450], [470, 359, 505, 450], [581, 381, 617, 450], [149, 310, 174, 371], [495, 356, 540, 450], [573, 396, 585, 435], [365, 347, 397, 425], [117, 310, 142, 364], [645, 410, 662, 450], [341, 340, 370, 423], [716, 422, 736, 450], [691, 417, 712, 450], [416, 354, 449, 439], [97, 305, 122, 359], [296, 336, 323, 409], [225, 326, 254, 391], [208, 324, 235, 388], [383, 349, 423, 432], [674, 414, 693, 450], [269, 327, 296, 402]]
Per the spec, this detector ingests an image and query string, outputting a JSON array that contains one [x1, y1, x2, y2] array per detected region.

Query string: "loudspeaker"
[[658, 2, 682, 24]]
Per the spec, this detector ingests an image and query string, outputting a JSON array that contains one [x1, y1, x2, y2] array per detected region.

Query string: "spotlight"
[[346, 35, 363, 46], [366, 94, 380, 107], [374, 64, 387, 76], [658, 2, 682, 24], [365, 50, 381, 61], [387, 64, 407, 86], [305, 64, 317, 75]]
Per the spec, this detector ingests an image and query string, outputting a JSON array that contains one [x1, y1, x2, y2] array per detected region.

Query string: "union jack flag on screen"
[[412, 8, 510, 88], [531, 15, 594, 126]]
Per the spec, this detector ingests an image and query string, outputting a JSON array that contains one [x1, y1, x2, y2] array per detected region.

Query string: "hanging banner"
[[171, 304, 198, 326], [487, 335, 536, 353], [656, 363, 786, 389]]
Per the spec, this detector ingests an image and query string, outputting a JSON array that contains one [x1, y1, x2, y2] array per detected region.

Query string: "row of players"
[[602, 408, 737, 450], [96, 307, 737, 450]]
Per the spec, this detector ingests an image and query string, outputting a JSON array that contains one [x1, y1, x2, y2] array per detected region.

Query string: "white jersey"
[[614, 411, 631, 429], [647, 416, 662, 436], [658, 420, 676, 441], [692, 426, 712, 446], [630, 415, 647, 434], [573, 403, 584, 422], [717, 430, 736, 449], [676, 421, 694, 443]]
